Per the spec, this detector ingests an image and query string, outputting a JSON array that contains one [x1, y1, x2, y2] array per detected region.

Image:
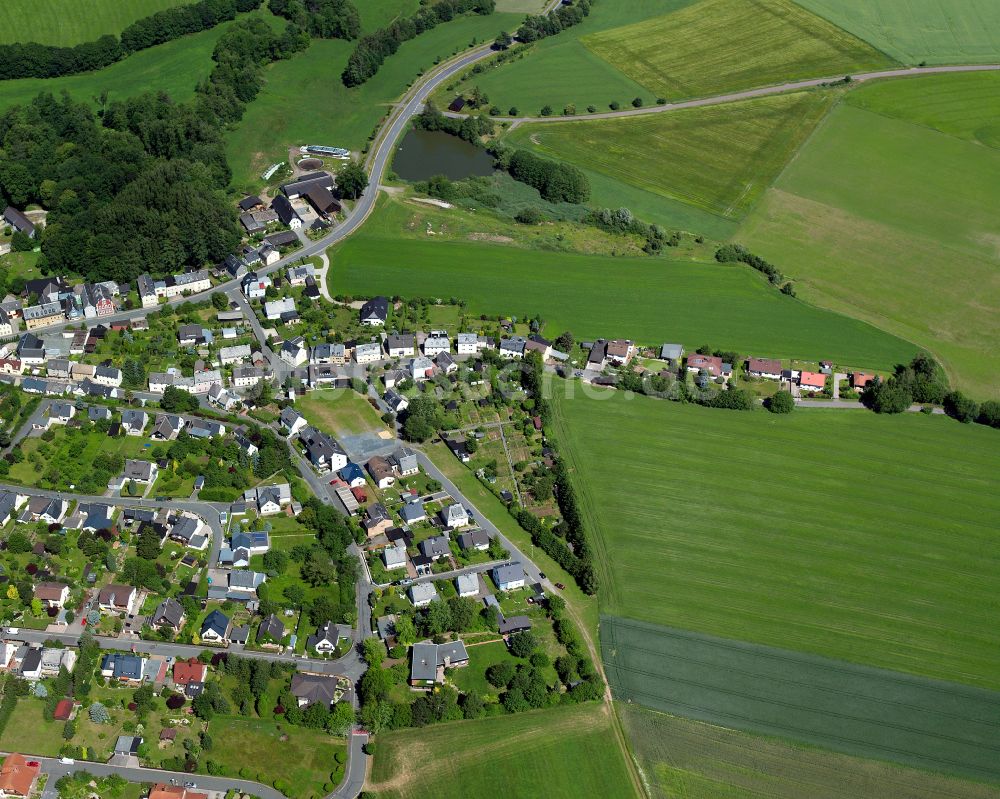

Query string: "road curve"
[[444, 63, 1000, 126]]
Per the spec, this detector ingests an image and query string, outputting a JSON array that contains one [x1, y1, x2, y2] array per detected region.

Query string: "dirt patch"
[[467, 232, 514, 244]]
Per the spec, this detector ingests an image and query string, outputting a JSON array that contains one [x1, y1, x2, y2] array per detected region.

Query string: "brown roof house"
[[34, 582, 70, 609], [366, 456, 396, 489], [98, 584, 138, 615]]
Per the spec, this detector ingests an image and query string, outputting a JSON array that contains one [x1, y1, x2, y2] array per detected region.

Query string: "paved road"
[[409, 558, 504, 586], [448, 63, 1000, 126]]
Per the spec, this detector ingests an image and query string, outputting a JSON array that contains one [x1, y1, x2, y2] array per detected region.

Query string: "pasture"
[[621, 704, 1000, 798], [0, 0, 187, 46], [738, 98, 1000, 397], [435, 1, 689, 116], [0, 19, 236, 115], [369, 703, 638, 799], [793, 0, 1000, 65], [225, 10, 522, 187], [550, 389, 1000, 691], [329, 227, 915, 368], [581, 0, 894, 101], [508, 90, 834, 219]]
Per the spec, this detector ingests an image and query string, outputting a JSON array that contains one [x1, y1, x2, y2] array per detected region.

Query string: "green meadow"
[[370, 704, 638, 799], [507, 90, 835, 220], [0, 15, 259, 115], [328, 214, 915, 368], [550, 388, 1000, 691], [738, 92, 1000, 397], [225, 9, 522, 187], [582, 0, 894, 101], [793, 0, 1000, 65], [0, 0, 188, 46], [622, 705, 1000, 799], [436, 0, 689, 115]]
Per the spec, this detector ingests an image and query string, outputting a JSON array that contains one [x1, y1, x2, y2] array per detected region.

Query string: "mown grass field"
[[550, 388, 1000, 691], [603, 619, 1000, 782], [738, 96, 1000, 397], [508, 90, 835, 219], [0, 17, 242, 115], [581, 0, 895, 101], [621, 705, 1000, 798], [296, 387, 387, 436], [225, 10, 522, 187], [845, 71, 1000, 148], [436, 1, 688, 116], [370, 703, 638, 799], [329, 224, 915, 368], [793, 0, 1000, 65], [0, 0, 188, 45]]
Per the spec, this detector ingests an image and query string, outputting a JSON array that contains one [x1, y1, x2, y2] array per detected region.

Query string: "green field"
[[738, 93, 1000, 397], [603, 619, 1000, 782], [550, 388, 1000, 691], [0, 0, 188, 46], [370, 703, 638, 798], [329, 214, 915, 368], [793, 0, 1000, 65], [437, 1, 687, 116], [225, 10, 522, 187], [621, 705, 1000, 799], [845, 71, 1000, 147], [508, 90, 835, 220], [296, 388, 388, 436], [0, 18, 238, 115], [582, 0, 894, 101]]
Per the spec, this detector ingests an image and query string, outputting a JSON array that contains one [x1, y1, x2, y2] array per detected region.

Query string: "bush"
[[766, 390, 794, 414], [539, 104, 553, 116], [609, 100, 620, 110], [631, 97, 643, 108], [943, 390, 978, 423], [514, 207, 543, 225]]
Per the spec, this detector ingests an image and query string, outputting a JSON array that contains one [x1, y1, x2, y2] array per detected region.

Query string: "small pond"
[[393, 129, 494, 181]]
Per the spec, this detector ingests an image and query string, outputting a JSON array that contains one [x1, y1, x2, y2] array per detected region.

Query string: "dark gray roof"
[[257, 613, 285, 643]]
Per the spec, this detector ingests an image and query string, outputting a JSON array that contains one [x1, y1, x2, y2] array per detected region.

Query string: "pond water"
[[393, 129, 494, 181]]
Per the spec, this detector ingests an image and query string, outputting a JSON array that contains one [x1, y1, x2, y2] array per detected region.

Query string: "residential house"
[[296, 426, 344, 472], [242, 273, 272, 300], [435, 351, 457, 374], [799, 371, 826, 392], [186, 418, 226, 439], [47, 358, 71, 380], [363, 503, 393, 538], [0, 753, 41, 797], [399, 498, 426, 525], [177, 324, 205, 346], [422, 334, 450, 357], [271, 195, 302, 229], [0, 309, 12, 338], [354, 341, 382, 364], [366, 456, 395, 489], [200, 609, 230, 643], [100, 653, 145, 682], [499, 615, 533, 636], [524, 334, 553, 360], [17, 495, 67, 525], [47, 401, 75, 426], [208, 382, 239, 410], [360, 296, 389, 326], [16, 333, 45, 365], [440, 503, 469, 529], [120, 409, 148, 435], [445, 437, 472, 463], [420, 534, 451, 561], [280, 336, 308, 367], [852, 372, 875, 390], [149, 784, 209, 799], [306, 620, 350, 654], [245, 483, 292, 515], [409, 582, 439, 608], [93, 364, 122, 387], [311, 343, 346, 365], [0, 491, 26, 526], [280, 406, 308, 436], [88, 406, 112, 423], [606, 339, 634, 365], [389, 447, 418, 477], [384, 389, 408, 413], [383, 543, 408, 571], [34, 582, 69, 609], [172, 658, 207, 687], [256, 613, 285, 647], [499, 336, 526, 360], [456, 332, 480, 355], [264, 297, 297, 321], [457, 530, 489, 552], [290, 673, 341, 708], [19, 649, 43, 681], [151, 413, 185, 441], [151, 598, 186, 633], [98, 584, 138, 615], [660, 343, 684, 364], [338, 462, 366, 487], [137, 274, 158, 308], [286, 265, 315, 286], [123, 459, 158, 485], [747, 357, 783, 380], [22, 302, 64, 330], [232, 365, 268, 388], [456, 573, 479, 598], [686, 354, 724, 377], [386, 333, 414, 358], [493, 563, 526, 591], [39, 648, 76, 676], [587, 340, 608, 369], [233, 430, 259, 458], [218, 344, 252, 366], [3, 206, 35, 237], [409, 356, 434, 381], [280, 171, 334, 199], [410, 640, 469, 686], [157, 270, 211, 298]]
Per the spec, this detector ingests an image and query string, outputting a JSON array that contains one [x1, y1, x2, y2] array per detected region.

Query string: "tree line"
[[0, 0, 262, 80], [493, 146, 590, 203], [342, 0, 496, 87], [267, 0, 361, 41], [516, 0, 592, 43], [413, 99, 494, 143], [3, 16, 309, 283]]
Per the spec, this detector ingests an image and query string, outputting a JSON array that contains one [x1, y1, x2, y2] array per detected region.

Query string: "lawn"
[[208, 715, 345, 799], [793, 0, 1000, 65], [370, 703, 639, 799], [0, 0, 188, 46], [507, 89, 836, 219], [583, 0, 894, 101], [603, 619, 1000, 782], [549, 387, 1000, 691], [329, 223, 916, 369], [224, 9, 523, 188], [0, 19, 238, 115], [435, 1, 693, 118], [296, 388, 388, 437], [449, 639, 518, 698], [621, 705, 1000, 799], [738, 97, 1000, 397], [0, 251, 43, 283]]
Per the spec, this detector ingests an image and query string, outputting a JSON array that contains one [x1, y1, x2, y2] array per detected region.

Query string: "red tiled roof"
[[0, 754, 40, 796], [172, 658, 206, 686], [53, 699, 74, 720], [799, 371, 826, 389]]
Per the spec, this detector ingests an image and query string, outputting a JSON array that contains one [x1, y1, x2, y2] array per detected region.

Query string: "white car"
[[59, 757, 75, 765], [5, 628, 18, 635]]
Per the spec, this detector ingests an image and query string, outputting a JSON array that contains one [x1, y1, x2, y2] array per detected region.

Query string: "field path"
[[447, 64, 1000, 125]]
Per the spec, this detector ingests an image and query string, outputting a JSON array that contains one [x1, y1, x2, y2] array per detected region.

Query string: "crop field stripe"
[[581, 0, 895, 101], [602, 617, 1000, 782]]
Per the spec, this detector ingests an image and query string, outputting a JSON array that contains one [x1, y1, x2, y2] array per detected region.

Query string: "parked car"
[[554, 583, 565, 590]]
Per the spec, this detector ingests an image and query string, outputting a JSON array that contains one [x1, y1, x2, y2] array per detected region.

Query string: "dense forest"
[[0, 17, 309, 284], [0, 0, 263, 80]]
